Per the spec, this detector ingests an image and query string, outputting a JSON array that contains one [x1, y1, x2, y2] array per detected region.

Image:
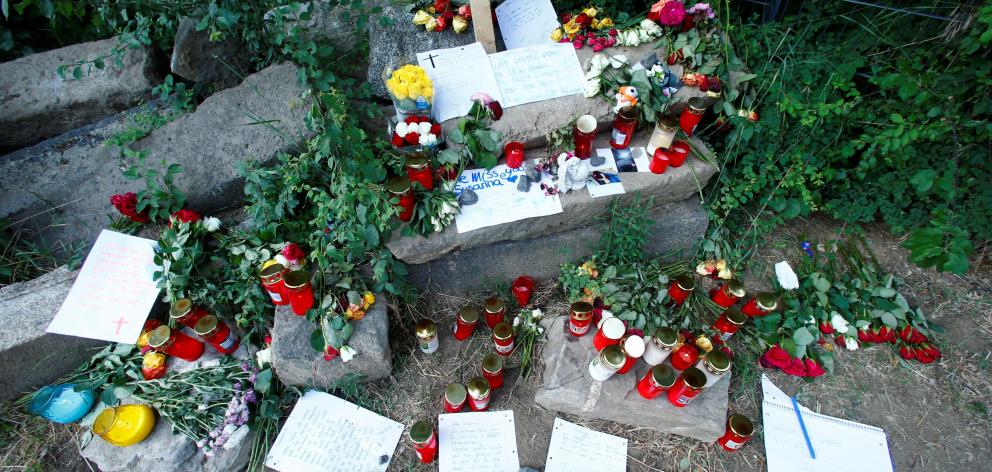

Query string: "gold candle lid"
[[600, 345, 626, 370], [724, 307, 747, 326], [147, 325, 173, 348], [702, 349, 731, 374], [415, 320, 437, 339], [386, 176, 412, 195], [457, 306, 479, 324], [652, 327, 678, 348], [617, 105, 639, 120], [405, 154, 429, 170], [571, 301, 594, 320], [726, 279, 746, 298], [283, 270, 310, 289], [193, 315, 219, 336], [493, 322, 513, 341], [482, 353, 503, 374], [675, 275, 695, 291], [169, 298, 194, 319], [444, 383, 466, 405], [756, 292, 779, 311], [467, 377, 491, 399], [408, 420, 433, 444], [682, 367, 708, 389], [687, 96, 708, 113], [259, 263, 285, 279], [728, 414, 754, 437], [655, 114, 679, 131], [651, 364, 677, 388], [484, 297, 504, 313]]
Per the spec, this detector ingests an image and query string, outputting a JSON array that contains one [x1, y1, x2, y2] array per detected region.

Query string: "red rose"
[[681, 15, 696, 32], [762, 345, 792, 370], [575, 13, 590, 27], [914, 347, 934, 364], [804, 359, 826, 377], [708, 77, 722, 93], [430, 123, 442, 135], [857, 328, 872, 343], [281, 242, 306, 262], [923, 343, 941, 359], [391, 133, 405, 147], [264, 334, 272, 346], [442, 10, 454, 21], [898, 345, 914, 359], [609, 28, 618, 37], [405, 116, 419, 125], [782, 358, 808, 377], [434, 0, 450, 12], [487, 100, 503, 121], [170, 209, 201, 226], [561, 13, 572, 23], [720, 345, 735, 358], [699, 76, 710, 92], [572, 39, 583, 49], [435, 15, 448, 31], [323, 346, 339, 361], [405, 132, 420, 145], [818, 321, 834, 335], [899, 326, 914, 342], [110, 192, 150, 223], [748, 110, 760, 122]]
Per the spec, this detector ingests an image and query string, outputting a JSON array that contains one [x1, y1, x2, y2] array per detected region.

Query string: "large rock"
[[0, 266, 107, 401], [81, 419, 252, 472], [534, 317, 730, 442], [407, 198, 707, 294], [386, 131, 718, 266], [0, 62, 311, 251], [0, 36, 159, 150], [270, 298, 391, 388], [170, 18, 252, 89]]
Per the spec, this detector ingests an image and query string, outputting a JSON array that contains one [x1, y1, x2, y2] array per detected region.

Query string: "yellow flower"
[[591, 19, 600, 29], [453, 14, 469, 34], [142, 352, 165, 369], [599, 17, 614, 29], [583, 7, 598, 18], [261, 259, 279, 270], [563, 20, 581, 35], [408, 84, 422, 99], [362, 292, 375, 309], [137, 330, 151, 347], [551, 28, 563, 41], [425, 17, 438, 32], [412, 10, 432, 26]]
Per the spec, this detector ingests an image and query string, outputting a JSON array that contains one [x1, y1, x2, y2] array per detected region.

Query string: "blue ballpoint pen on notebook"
[[791, 396, 816, 459]]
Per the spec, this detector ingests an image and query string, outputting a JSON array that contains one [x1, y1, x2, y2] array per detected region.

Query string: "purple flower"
[[233, 382, 242, 392], [248, 372, 257, 384], [243, 390, 258, 404]]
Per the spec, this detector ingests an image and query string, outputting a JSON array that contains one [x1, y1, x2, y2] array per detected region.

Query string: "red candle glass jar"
[[504, 141, 525, 169], [405, 154, 434, 191], [511, 276, 534, 306], [169, 298, 208, 329], [194, 315, 240, 355], [679, 97, 707, 136], [453, 306, 479, 341], [409, 420, 438, 464], [259, 264, 289, 306], [483, 297, 505, 329], [741, 292, 779, 317], [643, 327, 679, 366], [492, 322, 515, 356], [649, 148, 671, 174], [467, 377, 491, 412], [481, 353, 504, 390], [616, 335, 646, 375], [573, 114, 598, 159], [610, 106, 639, 149], [667, 275, 695, 306], [636, 364, 677, 400], [593, 317, 626, 351], [387, 177, 415, 222], [710, 279, 746, 308], [669, 338, 700, 371], [717, 414, 754, 452], [283, 270, 314, 316], [669, 141, 690, 167], [568, 301, 594, 337], [667, 367, 708, 408], [443, 383, 467, 413], [712, 307, 747, 342], [147, 325, 204, 362], [695, 349, 732, 388]]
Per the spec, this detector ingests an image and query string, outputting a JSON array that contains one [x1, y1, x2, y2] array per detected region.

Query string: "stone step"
[[0, 266, 106, 401], [0, 62, 312, 251], [0, 36, 160, 151], [534, 316, 729, 442], [270, 297, 391, 389], [386, 131, 718, 268]]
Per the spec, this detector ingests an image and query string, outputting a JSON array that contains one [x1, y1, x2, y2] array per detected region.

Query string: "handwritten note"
[[489, 43, 586, 108], [545, 418, 627, 472], [438, 411, 519, 472], [265, 391, 403, 472], [495, 0, 560, 50], [417, 42, 504, 123], [47, 230, 160, 343], [454, 159, 563, 233]]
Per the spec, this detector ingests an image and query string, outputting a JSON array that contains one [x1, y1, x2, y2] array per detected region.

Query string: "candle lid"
[[571, 301, 593, 319], [444, 383, 466, 404], [655, 114, 679, 131], [415, 320, 436, 338], [652, 327, 678, 348], [728, 414, 754, 437], [194, 315, 219, 336], [617, 105, 639, 120], [258, 263, 285, 278], [457, 306, 479, 324], [682, 367, 708, 389], [169, 299, 194, 319], [601, 317, 626, 339], [405, 154, 429, 170], [601, 345, 626, 370], [675, 275, 695, 291], [726, 279, 746, 298], [283, 270, 311, 289], [386, 177, 411, 195], [492, 322, 513, 341], [651, 364, 677, 388], [724, 307, 747, 326], [687, 96, 708, 113], [466, 377, 490, 398], [484, 297, 504, 313], [621, 335, 645, 357], [482, 353, 503, 373], [757, 292, 779, 311], [147, 325, 173, 348], [409, 420, 433, 444], [703, 350, 732, 373]]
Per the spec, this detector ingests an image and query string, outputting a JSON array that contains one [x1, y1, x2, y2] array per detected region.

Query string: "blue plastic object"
[[28, 384, 96, 424]]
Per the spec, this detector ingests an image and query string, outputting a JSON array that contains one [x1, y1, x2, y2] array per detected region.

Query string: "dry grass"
[[0, 403, 91, 471]]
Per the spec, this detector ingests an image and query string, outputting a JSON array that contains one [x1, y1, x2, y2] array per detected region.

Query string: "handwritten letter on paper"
[[438, 411, 519, 472], [495, 0, 560, 50], [417, 42, 504, 123], [489, 44, 586, 108], [265, 391, 404, 472], [47, 230, 160, 343], [545, 418, 628, 472], [454, 160, 563, 233]]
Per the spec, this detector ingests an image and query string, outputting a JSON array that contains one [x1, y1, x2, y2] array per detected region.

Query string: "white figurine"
[[556, 152, 591, 193]]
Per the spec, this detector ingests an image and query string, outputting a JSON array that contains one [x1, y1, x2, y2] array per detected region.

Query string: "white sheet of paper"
[[46, 230, 159, 343], [454, 159, 563, 233], [489, 43, 585, 108], [587, 150, 625, 198], [417, 42, 504, 122], [495, 0, 560, 50], [438, 410, 519, 472], [762, 375, 894, 472], [545, 418, 627, 472], [265, 391, 403, 472]]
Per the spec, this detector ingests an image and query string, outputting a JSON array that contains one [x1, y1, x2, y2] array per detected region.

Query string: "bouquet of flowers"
[[390, 115, 443, 153], [411, 0, 471, 33], [550, 7, 618, 51], [385, 65, 434, 114], [513, 308, 546, 379]]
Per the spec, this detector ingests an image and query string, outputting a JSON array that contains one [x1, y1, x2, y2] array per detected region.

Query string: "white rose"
[[583, 78, 602, 98], [255, 348, 272, 368], [532, 308, 544, 319], [638, 29, 652, 43], [775, 261, 800, 290], [427, 134, 438, 145], [274, 254, 289, 267], [609, 54, 629, 69], [418, 122, 431, 136], [419, 133, 429, 146], [513, 316, 521, 327], [587, 54, 608, 77], [640, 19, 661, 35], [396, 122, 408, 136], [203, 216, 221, 232], [844, 337, 859, 351], [623, 30, 640, 46], [830, 312, 850, 334], [340, 345, 357, 363]]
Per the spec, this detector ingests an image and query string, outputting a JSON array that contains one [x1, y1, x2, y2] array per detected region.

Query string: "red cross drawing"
[[112, 316, 129, 335]]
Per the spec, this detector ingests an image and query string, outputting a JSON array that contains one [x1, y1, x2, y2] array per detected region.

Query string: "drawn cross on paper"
[[112, 316, 129, 335], [424, 53, 440, 68]]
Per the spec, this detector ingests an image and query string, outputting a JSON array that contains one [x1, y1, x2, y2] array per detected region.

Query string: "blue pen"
[[791, 396, 816, 459]]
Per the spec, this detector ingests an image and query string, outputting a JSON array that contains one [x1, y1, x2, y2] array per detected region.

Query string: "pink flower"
[[572, 39, 583, 49], [470, 92, 493, 103], [658, 1, 687, 26], [592, 43, 604, 52], [281, 243, 306, 264]]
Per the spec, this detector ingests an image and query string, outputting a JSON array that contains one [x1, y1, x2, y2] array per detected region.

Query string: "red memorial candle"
[[610, 106, 639, 149], [636, 364, 677, 400], [453, 306, 479, 341], [717, 414, 755, 452], [712, 307, 747, 342], [481, 353, 504, 390], [409, 421, 438, 464], [147, 325, 204, 362], [387, 177, 415, 222], [283, 270, 314, 316], [710, 279, 746, 308], [667, 367, 708, 407], [258, 264, 289, 305], [405, 154, 434, 191], [492, 322, 515, 356], [741, 292, 779, 317], [667, 275, 695, 306], [169, 298, 208, 329], [194, 315, 240, 355], [679, 97, 706, 136], [483, 297, 505, 329], [568, 301, 594, 337]]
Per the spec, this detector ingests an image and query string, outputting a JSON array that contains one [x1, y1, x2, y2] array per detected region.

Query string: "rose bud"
[[898, 345, 914, 359], [405, 132, 420, 145], [573, 39, 583, 49], [609, 28, 618, 37], [804, 359, 826, 377], [923, 343, 942, 359], [857, 328, 873, 343], [914, 347, 935, 364], [459, 4, 471, 20], [487, 100, 503, 121], [264, 334, 272, 345], [720, 345, 735, 359], [442, 10, 454, 21], [430, 123, 442, 135], [434, 0, 450, 12], [667, 53, 678, 65], [748, 110, 759, 122], [405, 116, 420, 125], [435, 15, 448, 31], [699, 76, 710, 91], [323, 346, 339, 361], [561, 13, 572, 23], [834, 335, 846, 347], [576, 13, 590, 26], [391, 133, 405, 147], [452, 14, 469, 33], [592, 44, 604, 52], [819, 321, 835, 335], [899, 325, 914, 342]]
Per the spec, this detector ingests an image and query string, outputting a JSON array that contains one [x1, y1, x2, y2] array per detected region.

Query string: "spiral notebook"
[[762, 375, 894, 472]]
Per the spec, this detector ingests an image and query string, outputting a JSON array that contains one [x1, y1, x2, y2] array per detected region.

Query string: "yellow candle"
[[92, 404, 156, 447]]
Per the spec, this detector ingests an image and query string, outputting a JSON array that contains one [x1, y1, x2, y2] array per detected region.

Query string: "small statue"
[[555, 152, 590, 193], [614, 86, 638, 113]]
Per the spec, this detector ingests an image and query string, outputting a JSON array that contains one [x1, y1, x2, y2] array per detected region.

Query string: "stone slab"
[[407, 197, 707, 294], [0, 36, 159, 150], [171, 17, 252, 90], [0, 62, 311, 251], [270, 297, 391, 389], [81, 419, 252, 472], [534, 317, 729, 442], [386, 131, 718, 265], [0, 266, 107, 401]]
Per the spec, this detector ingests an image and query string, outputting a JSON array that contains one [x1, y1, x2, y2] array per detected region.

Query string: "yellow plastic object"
[[92, 405, 156, 447]]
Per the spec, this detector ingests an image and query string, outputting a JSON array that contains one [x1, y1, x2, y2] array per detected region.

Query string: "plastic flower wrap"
[[386, 65, 434, 113]]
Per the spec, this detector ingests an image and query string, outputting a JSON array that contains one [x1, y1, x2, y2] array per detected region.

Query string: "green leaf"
[[792, 327, 816, 346], [909, 170, 935, 193], [72, 66, 83, 80], [309, 329, 324, 352], [100, 388, 117, 406], [447, 127, 465, 144], [255, 368, 273, 394], [880, 312, 898, 328]]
